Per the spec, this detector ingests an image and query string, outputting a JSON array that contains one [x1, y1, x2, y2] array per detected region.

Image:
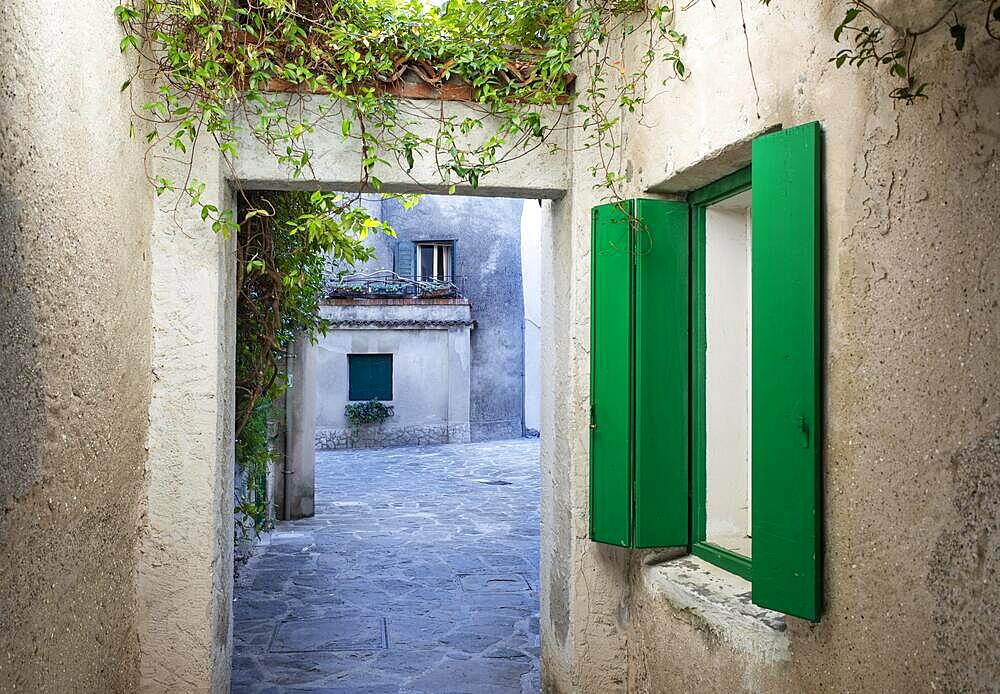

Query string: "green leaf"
[[119, 35, 139, 53]]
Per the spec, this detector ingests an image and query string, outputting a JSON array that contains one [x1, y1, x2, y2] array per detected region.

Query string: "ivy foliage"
[[235, 189, 376, 535], [115, 0, 688, 227], [345, 398, 395, 426]]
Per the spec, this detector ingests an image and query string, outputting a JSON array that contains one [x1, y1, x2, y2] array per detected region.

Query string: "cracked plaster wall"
[[0, 1, 153, 691], [541, 1, 1000, 692]]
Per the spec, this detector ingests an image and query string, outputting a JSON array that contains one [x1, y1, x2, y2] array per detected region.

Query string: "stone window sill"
[[642, 554, 790, 662]]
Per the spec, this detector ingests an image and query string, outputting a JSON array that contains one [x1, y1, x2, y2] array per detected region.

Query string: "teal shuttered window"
[[348, 354, 393, 401], [588, 122, 823, 622]]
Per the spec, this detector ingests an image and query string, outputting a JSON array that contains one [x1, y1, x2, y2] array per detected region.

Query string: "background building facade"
[[313, 194, 539, 448]]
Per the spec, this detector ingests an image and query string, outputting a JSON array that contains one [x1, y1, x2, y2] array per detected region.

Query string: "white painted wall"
[[704, 189, 752, 557], [521, 200, 543, 433], [315, 328, 452, 428]]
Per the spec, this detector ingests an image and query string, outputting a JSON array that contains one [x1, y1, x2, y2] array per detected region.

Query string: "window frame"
[[347, 353, 394, 402], [415, 240, 454, 282], [689, 165, 754, 582]]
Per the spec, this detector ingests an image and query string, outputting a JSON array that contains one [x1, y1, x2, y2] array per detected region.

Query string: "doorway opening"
[[232, 191, 550, 693]]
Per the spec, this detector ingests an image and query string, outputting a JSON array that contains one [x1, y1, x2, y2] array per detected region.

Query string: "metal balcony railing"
[[326, 270, 463, 300]]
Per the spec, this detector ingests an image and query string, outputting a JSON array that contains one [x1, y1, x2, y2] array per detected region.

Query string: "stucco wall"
[[313, 302, 473, 449], [142, 138, 236, 693], [0, 1, 152, 690], [542, 1, 1000, 692]]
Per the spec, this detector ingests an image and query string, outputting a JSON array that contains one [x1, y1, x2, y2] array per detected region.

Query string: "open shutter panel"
[[751, 122, 823, 621], [590, 201, 634, 547], [633, 199, 690, 548], [395, 240, 416, 279]]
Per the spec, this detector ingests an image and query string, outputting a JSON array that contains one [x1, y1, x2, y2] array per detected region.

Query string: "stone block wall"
[[315, 422, 472, 450]]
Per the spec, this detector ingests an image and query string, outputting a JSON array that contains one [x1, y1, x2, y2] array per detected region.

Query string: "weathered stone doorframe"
[[139, 112, 573, 692]]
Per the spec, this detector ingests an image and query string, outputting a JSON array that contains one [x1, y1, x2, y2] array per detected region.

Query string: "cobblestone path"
[[232, 439, 541, 694]]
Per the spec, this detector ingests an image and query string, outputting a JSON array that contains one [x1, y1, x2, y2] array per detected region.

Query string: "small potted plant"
[[344, 398, 394, 427], [344, 399, 394, 447]]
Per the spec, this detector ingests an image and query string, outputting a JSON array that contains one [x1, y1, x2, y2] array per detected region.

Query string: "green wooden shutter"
[[633, 199, 690, 548], [348, 354, 393, 401], [751, 122, 823, 621], [395, 240, 416, 279], [590, 201, 634, 547]]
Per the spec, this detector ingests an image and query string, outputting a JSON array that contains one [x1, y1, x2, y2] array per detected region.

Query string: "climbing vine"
[[827, 0, 1000, 103], [114, 0, 688, 228], [235, 189, 375, 537], [115, 0, 996, 544]]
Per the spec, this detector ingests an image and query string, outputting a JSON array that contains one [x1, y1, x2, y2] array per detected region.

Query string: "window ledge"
[[642, 555, 790, 663]]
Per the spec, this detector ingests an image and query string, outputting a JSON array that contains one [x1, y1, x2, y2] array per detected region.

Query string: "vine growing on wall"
[[114, 0, 688, 231], [823, 0, 1000, 103], [235, 189, 373, 538]]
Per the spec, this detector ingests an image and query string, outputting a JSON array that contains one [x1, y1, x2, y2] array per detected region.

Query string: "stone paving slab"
[[232, 439, 541, 694]]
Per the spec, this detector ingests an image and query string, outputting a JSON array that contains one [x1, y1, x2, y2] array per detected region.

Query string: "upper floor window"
[[416, 241, 453, 282]]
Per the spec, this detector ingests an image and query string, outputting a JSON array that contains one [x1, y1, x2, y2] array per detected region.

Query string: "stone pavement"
[[232, 439, 541, 694]]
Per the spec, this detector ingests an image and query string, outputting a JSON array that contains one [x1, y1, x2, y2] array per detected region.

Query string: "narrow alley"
[[231, 440, 541, 694]]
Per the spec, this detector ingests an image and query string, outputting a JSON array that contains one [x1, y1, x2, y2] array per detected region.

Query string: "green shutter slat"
[[590, 201, 634, 547], [634, 199, 690, 548], [751, 122, 823, 621], [395, 241, 415, 279]]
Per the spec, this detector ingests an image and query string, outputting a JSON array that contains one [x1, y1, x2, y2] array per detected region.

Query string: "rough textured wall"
[[142, 140, 236, 693], [542, 1, 1000, 692], [382, 195, 528, 441], [0, 1, 152, 691]]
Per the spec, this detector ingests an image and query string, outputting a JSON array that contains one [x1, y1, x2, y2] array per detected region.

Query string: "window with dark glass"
[[416, 242, 453, 282]]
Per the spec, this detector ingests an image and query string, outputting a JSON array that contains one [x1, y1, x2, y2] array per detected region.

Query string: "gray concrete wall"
[[542, 1, 1000, 692], [0, 1, 153, 690], [382, 195, 527, 441]]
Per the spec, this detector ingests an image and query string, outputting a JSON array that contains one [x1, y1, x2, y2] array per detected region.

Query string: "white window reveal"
[[704, 187, 752, 559]]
